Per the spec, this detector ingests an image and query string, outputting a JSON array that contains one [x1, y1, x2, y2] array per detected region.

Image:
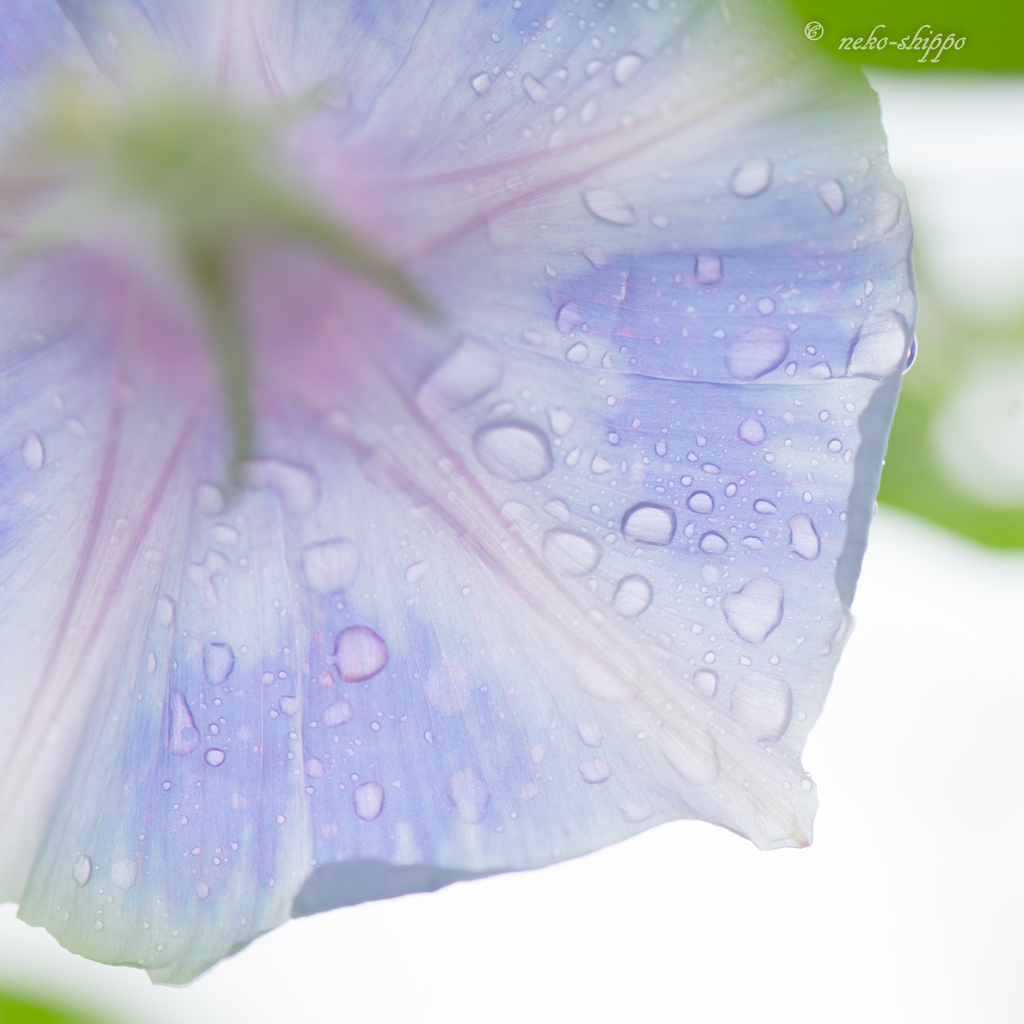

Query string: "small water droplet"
[[543, 528, 602, 575], [245, 460, 320, 514], [809, 361, 832, 379], [302, 539, 359, 594], [819, 178, 845, 215], [738, 417, 767, 445], [416, 339, 503, 416], [579, 759, 611, 783], [565, 342, 589, 363], [169, 691, 200, 755], [658, 725, 720, 785], [306, 757, 325, 778], [195, 881, 210, 900], [694, 253, 722, 284], [740, 536, 764, 549], [655, 439, 667, 457], [872, 191, 901, 234], [730, 156, 772, 198], [788, 514, 820, 560], [622, 503, 676, 545], [756, 297, 775, 315], [21, 432, 44, 470], [580, 96, 600, 123], [556, 301, 585, 334], [548, 407, 574, 436], [577, 720, 603, 747], [586, 59, 605, 76], [613, 52, 644, 84], [612, 574, 653, 617], [827, 438, 843, 452], [529, 745, 545, 765], [725, 327, 789, 380], [353, 781, 385, 821], [203, 643, 235, 684], [582, 187, 636, 225], [471, 72, 491, 95], [473, 422, 554, 481], [448, 769, 490, 824], [333, 626, 389, 682], [800, 778, 813, 791], [574, 649, 638, 702], [72, 854, 92, 887], [848, 312, 909, 378], [725, 483, 737, 497], [723, 577, 784, 644], [156, 596, 175, 627], [405, 561, 428, 583], [323, 700, 354, 727], [522, 73, 548, 102], [904, 334, 917, 373], [687, 491, 714, 514], [730, 672, 792, 741], [146, 651, 157, 674], [205, 748, 226, 767], [693, 668, 718, 697], [196, 483, 225, 515], [699, 532, 727, 554], [753, 499, 778, 514], [279, 695, 300, 716]]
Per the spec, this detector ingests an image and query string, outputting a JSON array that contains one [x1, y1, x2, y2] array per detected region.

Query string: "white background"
[[3, 72, 1023, 1024]]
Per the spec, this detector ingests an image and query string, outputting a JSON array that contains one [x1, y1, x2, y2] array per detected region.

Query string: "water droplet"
[[655, 439, 668, 457], [473, 422, 553, 481], [904, 334, 917, 373], [548, 407, 574, 436], [333, 626, 389, 682], [579, 759, 611, 783], [574, 649, 637, 702], [591, 454, 614, 474], [753, 499, 778, 514], [245, 460, 319, 514], [522, 72, 548, 102], [94, 921, 104, 932], [529, 745, 545, 765], [196, 483, 226, 515], [279, 695, 300, 716], [566, 342, 589, 363], [169, 691, 200, 755], [819, 178, 845, 215], [693, 668, 718, 697], [800, 778, 813, 792], [146, 651, 157, 674], [722, 577, 784, 644], [543, 529, 601, 575], [730, 672, 792, 741], [788, 514, 820, 560], [658, 725, 720, 785], [544, 498, 571, 523], [72, 854, 92, 887], [827, 438, 843, 452], [577, 720, 603, 747], [302, 539, 359, 594], [740, 536, 763, 549], [556, 301, 585, 334], [687, 491, 714, 514], [756, 297, 775, 315], [613, 52, 644, 84], [730, 156, 772, 198], [306, 757, 325, 778], [725, 327, 789, 380], [699, 532, 727, 554], [580, 96, 600, 123], [416, 339, 503, 416], [582, 187, 637, 225], [203, 643, 235, 684], [694, 253, 722, 284], [725, 483, 737, 498], [156, 596, 175, 627], [323, 700, 354, 727], [872, 191, 901, 234], [612, 574, 653, 617], [471, 72, 491, 95], [621, 801, 655, 822], [621, 503, 676, 545], [737, 417, 767, 445], [21, 432, 44, 470], [586, 59, 605, 76], [195, 881, 210, 900], [809, 361, 832, 379], [848, 312, 909, 378], [211, 524, 238, 545], [448, 769, 490, 824], [354, 781, 385, 821], [201, 747, 225, 768]]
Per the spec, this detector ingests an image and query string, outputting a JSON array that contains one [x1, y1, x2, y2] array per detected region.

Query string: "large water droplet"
[[722, 577, 784, 644], [448, 769, 490, 824], [556, 301, 585, 334], [687, 491, 714, 514], [522, 72, 548, 102], [543, 529, 601, 575], [753, 499, 778, 514], [730, 157, 772, 198], [730, 672, 792, 741], [621, 503, 676, 545], [658, 725, 720, 785], [583, 187, 637, 225], [693, 668, 718, 697], [333, 626, 389, 682], [72, 854, 92, 887], [694, 253, 722, 285], [21, 432, 44, 470], [353, 781, 385, 821], [203, 643, 235, 684], [756, 297, 775, 315], [579, 759, 611, 783], [699, 532, 727, 554], [169, 691, 200, 755], [738, 417, 767, 445], [612, 574, 653, 616], [245, 460, 320, 514], [819, 178, 845, 215], [302, 539, 359, 594], [473, 422, 553, 481], [574, 649, 637, 702], [577, 720, 603, 747], [788, 514, 820, 560], [205, 748, 226, 767], [416, 339, 503, 416], [725, 327, 789, 380], [613, 53, 644, 84], [848, 311, 909, 378], [323, 700, 354, 727]]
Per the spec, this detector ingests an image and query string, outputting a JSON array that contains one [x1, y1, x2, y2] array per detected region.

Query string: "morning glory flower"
[[0, 0, 913, 983]]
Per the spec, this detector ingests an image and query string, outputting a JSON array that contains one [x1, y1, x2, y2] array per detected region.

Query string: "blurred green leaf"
[[0, 991, 112, 1024]]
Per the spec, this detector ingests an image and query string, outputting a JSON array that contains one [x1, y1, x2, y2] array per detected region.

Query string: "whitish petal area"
[[1, 0, 912, 983]]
